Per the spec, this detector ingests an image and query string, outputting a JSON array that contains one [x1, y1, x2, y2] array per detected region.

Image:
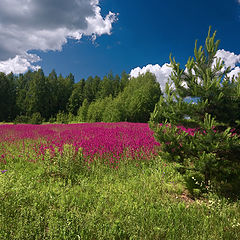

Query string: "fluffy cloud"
[[228, 66, 240, 79], [130, 49, 240, 93], [0, 0, 117, 74], [0, 54, 41, 74], [215, 49, 240, 69], [215, 49, 240, 78], [130, 63, 173, 92]]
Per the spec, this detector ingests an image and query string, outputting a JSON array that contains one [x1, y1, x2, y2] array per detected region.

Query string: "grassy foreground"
[[1, 151, 240, 240]]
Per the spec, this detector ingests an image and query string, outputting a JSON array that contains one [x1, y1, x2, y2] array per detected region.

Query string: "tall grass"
[[1, 149, 240, 239], [0, 123, 239, 239]]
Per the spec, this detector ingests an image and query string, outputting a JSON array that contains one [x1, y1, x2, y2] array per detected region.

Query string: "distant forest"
[[0, 69, 162, 124]]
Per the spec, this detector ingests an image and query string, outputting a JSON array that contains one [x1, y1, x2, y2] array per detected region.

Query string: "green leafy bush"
[[29, 112, 44, 124], [48, 116, 56, 123], [56, 111, 69, 124], [77, 98, 89, 122], [14, 115, 30, 124]]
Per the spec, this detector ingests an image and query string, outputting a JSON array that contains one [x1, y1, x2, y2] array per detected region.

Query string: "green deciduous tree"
[[87, 96, 112, 122], [67, 79, 85, 115], [123, 71, 162, 122], [77, 99, 89, 122], [102, 95, 126, 122]]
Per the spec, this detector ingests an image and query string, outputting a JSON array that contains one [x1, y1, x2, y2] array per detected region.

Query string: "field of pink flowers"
[[1, 122, 239, 240], [0, 122, 163, 168]]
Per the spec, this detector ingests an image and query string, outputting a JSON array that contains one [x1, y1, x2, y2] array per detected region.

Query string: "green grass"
[[0, 147, 240, 239]]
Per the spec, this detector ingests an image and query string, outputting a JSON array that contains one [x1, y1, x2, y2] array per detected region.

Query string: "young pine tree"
[[149, 27, 240, 197]]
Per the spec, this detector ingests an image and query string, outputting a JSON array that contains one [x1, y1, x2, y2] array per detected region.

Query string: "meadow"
[[0, 123, 240, 239]]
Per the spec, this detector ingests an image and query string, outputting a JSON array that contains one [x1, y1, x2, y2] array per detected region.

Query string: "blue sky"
[[0, 0, 239, 87]]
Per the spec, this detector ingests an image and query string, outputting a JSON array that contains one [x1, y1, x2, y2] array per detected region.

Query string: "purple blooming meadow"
[[0, 122, 164, 168]]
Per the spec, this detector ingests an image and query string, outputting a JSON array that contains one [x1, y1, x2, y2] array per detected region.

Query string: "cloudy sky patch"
[[0, 0, 117, 73], [0, 0, 239, 79], [130, 50, 240, 92]]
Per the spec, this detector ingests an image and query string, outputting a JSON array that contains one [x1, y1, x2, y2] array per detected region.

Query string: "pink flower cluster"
[[176, 126, 197, 136], [159, 123, 197, 136], [0, 123, 161, 167]]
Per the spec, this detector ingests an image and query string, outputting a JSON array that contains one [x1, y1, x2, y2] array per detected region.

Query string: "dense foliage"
[[150, 28, 240, 197], [0, 69, 161, 123]]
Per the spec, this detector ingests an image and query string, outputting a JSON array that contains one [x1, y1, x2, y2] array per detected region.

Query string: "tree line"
[[0, 69, 162, 123]]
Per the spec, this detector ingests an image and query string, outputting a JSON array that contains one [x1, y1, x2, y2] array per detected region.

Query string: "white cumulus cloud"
[[228, 66, 240, 79], [0, 54, 41, 74], [130, 63, 173, 92], [215, 49, 240, 79], [130, 49, 240, 93], [0, 0, 118, 74]]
